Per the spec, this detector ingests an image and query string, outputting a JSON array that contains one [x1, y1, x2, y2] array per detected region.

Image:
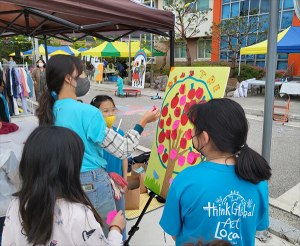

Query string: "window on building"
[[175, 43, 186, 58], [249, 0, 259, 12], [256, 61, 265, 68], [278, 54, 288, 59], [256, 54, 265, 59], [247, 33, 257, 45], [260, 0, 269, 13], [198, 40, 212, 59], [283, 0, 294, 9], [259, 14, 268, 31], [249, 16, 259, 32], [231, 2, 240, 17], [240, 0, 249, 16], [223, 0, 230, 3], [197, 0, 209, 11], [281, 11, 294, 29], [277, 61, 288, 70], [222, 4, 230, 19]]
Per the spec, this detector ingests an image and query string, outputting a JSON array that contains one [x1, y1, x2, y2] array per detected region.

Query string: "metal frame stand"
[[123, 191, 156, 246]]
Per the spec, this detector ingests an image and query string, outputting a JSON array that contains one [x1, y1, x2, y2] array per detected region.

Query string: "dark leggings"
[[0, 216, 5, 246]]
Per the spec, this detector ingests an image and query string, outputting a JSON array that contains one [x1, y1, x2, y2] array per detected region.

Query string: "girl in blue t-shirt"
[[91, 95, 128, 240], [160, 98, 272, 246], [36, 55, 160, 237]]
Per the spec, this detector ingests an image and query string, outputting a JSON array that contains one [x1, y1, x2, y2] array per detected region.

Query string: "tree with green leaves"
[[206, 9, 268, 78], [164, 0, 211, 66]]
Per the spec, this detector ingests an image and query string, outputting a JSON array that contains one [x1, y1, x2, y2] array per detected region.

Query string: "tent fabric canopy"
[[81, 41, 164, 57], [81, 41, 129, 57], [240, 26, 300, 55], [0, 0, 174, 42], [18, 44, 80, 56]]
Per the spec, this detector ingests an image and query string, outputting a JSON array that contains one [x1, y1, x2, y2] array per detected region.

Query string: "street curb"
[[268, 217, 300, 244], [243, 108, 300, 123]]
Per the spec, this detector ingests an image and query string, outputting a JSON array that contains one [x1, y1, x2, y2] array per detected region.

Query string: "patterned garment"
[[3, 198, 123, 246], [40, 70, 47, 93]]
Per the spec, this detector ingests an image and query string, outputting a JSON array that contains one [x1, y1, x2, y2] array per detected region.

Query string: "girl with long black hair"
[[160, 98, 271, 246], [35, 54, 159, 236], [3, 126, 125, 245]]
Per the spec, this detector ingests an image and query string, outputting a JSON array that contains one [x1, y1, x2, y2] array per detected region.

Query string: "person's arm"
[[71, 206, 123, 246], [99, 109, 160, 159], [31, 68, 37, 84]]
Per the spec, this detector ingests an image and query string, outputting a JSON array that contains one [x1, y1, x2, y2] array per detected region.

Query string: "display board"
[[132, 50, 146, 89], [144, 67, 230, 199]]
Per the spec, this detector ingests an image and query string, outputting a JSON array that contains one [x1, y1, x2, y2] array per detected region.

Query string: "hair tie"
[[92, 97, 96, 102], [240, 143, 248, 149], [51, 91, 58, 101]]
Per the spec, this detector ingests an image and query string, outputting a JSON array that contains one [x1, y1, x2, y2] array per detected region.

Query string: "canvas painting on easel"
[[144, 67, 230, 199]]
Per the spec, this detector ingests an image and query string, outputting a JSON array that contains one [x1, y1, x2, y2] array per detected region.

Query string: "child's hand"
[[138, 108, 160, 128], [110, 210, 126, 232]]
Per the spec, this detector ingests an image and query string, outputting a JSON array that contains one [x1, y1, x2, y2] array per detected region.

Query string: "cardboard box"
[[125, 175, 140, 210], [131, 163, 148, 194]]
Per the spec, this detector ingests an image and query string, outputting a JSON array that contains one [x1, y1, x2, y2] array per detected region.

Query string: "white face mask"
[[38, 63, 43, 67]]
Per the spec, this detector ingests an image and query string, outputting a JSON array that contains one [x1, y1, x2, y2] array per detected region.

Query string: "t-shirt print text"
[[203, 190, 255, 244]]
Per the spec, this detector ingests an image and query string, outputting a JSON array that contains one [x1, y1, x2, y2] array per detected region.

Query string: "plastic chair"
[[273, 93, 290, 125]]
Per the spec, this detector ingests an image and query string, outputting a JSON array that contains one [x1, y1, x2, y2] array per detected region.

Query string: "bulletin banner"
[[144, 67, 230, 199], [132, 50, 147, 89]]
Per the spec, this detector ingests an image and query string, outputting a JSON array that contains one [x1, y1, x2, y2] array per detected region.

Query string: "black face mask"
[[192, 133, 209, 161], [75, 77, 90, 97]]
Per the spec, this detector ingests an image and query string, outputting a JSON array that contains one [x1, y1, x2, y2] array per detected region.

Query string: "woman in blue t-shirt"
[[160, 98, 271, 246], [36, 55, 160, 237], [91, 95, 128, 240]]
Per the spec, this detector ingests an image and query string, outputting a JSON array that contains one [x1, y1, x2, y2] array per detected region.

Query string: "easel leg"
[[123, 192, 156, 246]]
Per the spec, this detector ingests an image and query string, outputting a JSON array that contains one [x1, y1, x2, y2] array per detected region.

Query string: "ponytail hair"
[[188, 98, 271, 184], [36, 55, 83, 125]]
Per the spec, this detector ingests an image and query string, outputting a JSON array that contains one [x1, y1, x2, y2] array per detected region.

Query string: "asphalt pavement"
[[82, 83, 300, 199]]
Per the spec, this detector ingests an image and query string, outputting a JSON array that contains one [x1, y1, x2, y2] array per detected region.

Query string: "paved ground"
[[15, 81, 299, 245], [83, 83, 300, 199]]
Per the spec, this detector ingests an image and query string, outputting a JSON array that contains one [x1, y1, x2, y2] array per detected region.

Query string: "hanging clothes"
[[12, 97, 19, 116], [21, 68, 31, 96], [26, 71, 34, 98], [19, 69, 28, 98], [0, 93, 9, 122]]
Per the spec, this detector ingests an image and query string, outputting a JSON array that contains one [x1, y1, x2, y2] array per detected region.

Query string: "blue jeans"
[[80, 167, 116, 237], [115, 194, 127, 240]]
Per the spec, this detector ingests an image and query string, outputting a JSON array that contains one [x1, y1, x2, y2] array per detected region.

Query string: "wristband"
[[109, 225, 122, 234]]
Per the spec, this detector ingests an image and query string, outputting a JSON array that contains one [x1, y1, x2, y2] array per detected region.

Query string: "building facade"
[[154, 0, 300, 76]]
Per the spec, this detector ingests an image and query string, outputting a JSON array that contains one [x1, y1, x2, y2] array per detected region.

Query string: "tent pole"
[[169, 30, 175, 68], [35, 38, 39, 61], [129, 35, 131, 83], [238, 53, 241, 82], [262, 0, 280, 164], [43, 35, 48, 63], [32, 37, 35, 66], [140, 34, 142, 49]]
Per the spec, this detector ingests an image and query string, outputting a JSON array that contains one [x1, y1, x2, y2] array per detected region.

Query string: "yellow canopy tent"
[[81, 41, 129, 57], [9, 51, 24, 56], [240, 27, 290, 55]]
